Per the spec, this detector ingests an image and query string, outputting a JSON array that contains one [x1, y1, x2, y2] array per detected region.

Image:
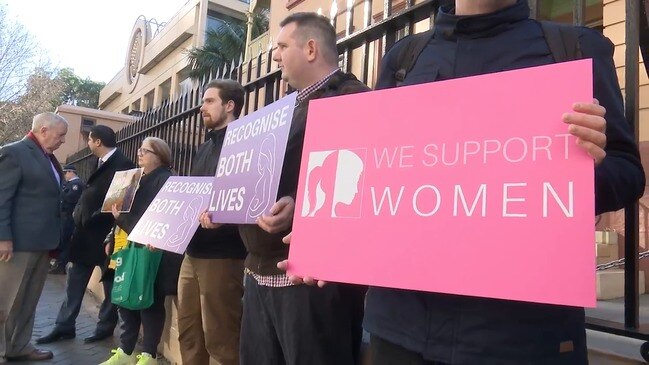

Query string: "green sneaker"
[[135, 352, 157, 365], [99, 348, 135, 365]]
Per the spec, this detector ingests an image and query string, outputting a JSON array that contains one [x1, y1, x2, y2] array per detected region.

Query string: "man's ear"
[[306, 39, 317, 62], [226, 100, 235, 114]]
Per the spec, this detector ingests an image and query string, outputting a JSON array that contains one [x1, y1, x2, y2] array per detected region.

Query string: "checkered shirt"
[[296, 68, 340, 104], [245, 268, 295, 287]]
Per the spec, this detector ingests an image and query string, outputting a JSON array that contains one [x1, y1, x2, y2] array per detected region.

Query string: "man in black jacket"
[[177, 79, 248, 365], [362, 1, 646, 364], [37, 125, 135, 345], [208, 12, 370, 365]]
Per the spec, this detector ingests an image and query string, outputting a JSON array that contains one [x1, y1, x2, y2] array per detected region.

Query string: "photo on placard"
[[101, 168, 144, 213]]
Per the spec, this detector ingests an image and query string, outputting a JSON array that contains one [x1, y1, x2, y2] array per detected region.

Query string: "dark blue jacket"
[[365, 1, 645, 364], [61, 177, 84, 215]]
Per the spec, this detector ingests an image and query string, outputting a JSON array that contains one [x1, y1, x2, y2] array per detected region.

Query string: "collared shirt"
[[27, 131, 61, 185], [245, 268, 295, 287], [49, 160, 61, 185], [99, 148, 117, 168], [296, 68, 340, 104]]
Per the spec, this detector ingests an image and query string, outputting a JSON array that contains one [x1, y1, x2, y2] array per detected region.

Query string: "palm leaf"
[[185, 10, 269, 81]]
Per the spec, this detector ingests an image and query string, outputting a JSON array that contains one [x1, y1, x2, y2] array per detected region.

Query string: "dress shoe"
[[48, 263, 66, 275], [7, 349, 53, 361], [35, 329, 75, 344], [84, 331, 113, 343]]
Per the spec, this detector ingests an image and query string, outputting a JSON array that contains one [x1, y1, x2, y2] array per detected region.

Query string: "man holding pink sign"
[[282, 1, 645, 365], [365, 1, 644, 364], [200, 12, 371, 365]]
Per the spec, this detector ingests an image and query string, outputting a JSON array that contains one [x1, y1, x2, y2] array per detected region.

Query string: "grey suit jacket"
[[0, 137, 62, 251]]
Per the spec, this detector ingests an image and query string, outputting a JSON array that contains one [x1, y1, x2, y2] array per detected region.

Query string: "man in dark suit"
[[37, 125, 134, 345], [49, 164, 85, 275], [0, 112, 68, 362]]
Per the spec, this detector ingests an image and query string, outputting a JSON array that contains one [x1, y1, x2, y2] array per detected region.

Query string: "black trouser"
[[55, 217, 75, 266], [240, 274, 366, 365], [55, 262, 118, 335], [118, 295, 166, 356], [371, 335, 448, 365]]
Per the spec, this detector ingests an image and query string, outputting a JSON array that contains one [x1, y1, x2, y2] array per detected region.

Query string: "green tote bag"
[[111, 241, 163, 310]]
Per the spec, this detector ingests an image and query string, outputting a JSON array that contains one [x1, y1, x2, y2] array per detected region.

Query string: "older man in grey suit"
[[0, 112, 68, 363]]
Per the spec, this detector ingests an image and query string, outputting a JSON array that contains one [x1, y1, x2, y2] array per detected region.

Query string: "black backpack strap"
[[539, 20, 583, 63], [394, 28, 436, 86]]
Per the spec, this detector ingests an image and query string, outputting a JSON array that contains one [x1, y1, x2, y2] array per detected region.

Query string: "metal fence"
[[67, 0, 649, 354]]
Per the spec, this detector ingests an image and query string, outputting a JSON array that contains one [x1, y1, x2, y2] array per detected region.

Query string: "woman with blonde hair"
[[100, 137, 183, 365]]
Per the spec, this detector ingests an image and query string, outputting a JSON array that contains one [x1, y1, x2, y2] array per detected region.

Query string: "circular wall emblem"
[[125, 18, 150, 93]]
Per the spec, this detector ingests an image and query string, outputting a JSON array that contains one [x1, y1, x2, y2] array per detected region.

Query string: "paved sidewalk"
[[26, 273, 119, 364]]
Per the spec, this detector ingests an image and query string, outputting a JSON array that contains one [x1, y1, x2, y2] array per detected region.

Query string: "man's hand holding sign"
[[564, 99, 607, 165]]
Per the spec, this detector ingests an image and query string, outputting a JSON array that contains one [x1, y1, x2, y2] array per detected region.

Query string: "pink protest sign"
[[288, 59, 596, 308], [128, 177, 213, 254]]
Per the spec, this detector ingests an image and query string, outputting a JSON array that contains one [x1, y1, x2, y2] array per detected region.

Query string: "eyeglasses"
[[137, 147, 156, 156]]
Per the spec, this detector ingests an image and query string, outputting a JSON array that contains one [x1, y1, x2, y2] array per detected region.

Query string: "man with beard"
[[177, 79, 248, 365]]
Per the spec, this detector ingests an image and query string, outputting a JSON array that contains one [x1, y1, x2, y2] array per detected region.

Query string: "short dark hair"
[[204, 79, 245, 118], [89, 125, 117, 148], [280, 12, 338, 64]]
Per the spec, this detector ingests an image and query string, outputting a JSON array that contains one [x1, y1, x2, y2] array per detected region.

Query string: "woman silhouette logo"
[[301, 149, 365, 218]]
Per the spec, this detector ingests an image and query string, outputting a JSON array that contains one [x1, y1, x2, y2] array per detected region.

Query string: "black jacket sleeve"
[[579, 27, 645, 214]]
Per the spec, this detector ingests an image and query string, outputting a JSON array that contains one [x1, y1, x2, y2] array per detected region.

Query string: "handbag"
[[111, 241, 163, 310]]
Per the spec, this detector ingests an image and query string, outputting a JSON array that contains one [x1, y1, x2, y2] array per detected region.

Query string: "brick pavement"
[[25, 273, 120, 364], [20, 273, 169, 365]]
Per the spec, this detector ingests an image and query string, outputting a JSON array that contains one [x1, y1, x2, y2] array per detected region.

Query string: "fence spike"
[[330, 0, 338, 23]]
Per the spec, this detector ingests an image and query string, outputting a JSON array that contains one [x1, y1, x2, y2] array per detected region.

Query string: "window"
[[206, 11, 244, 35], [144, 90, 155, 111], [539, 0, 603, 28], [81, 117, 97, 140], [159, 78, 171, 105], [131, 99, 141, 113]]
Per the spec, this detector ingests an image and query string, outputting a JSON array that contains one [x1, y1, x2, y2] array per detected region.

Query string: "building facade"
[[98, 0, 249, 114], [55, 105, 134, 162]]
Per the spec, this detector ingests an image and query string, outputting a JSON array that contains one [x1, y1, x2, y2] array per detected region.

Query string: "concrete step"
[[587, 329, 647, 364], [597, 270, 646, 300]]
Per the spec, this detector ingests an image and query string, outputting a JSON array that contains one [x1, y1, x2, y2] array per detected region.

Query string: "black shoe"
[[35, 329, 75, 344], [48, 264, 66, 275], [83, 331, 112, 343]]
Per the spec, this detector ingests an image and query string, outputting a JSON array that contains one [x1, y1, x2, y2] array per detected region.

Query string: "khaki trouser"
[[177, 256, 244, 365], [0, 252, 49, 358]]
